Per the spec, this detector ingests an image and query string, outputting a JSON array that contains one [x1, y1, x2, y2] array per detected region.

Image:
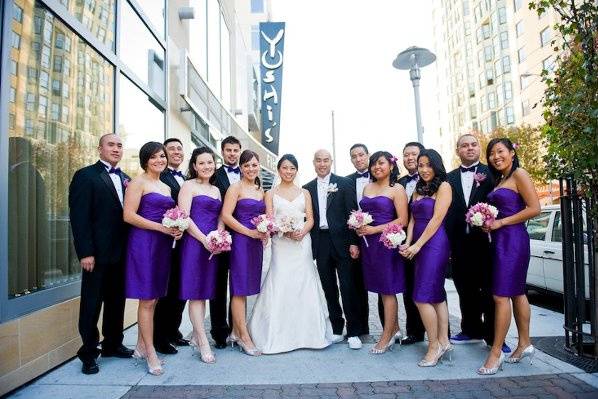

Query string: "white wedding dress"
[[248, 192, 334, 354]]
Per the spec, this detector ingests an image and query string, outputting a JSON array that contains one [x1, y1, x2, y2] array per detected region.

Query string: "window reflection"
[[120, 1, 165, 98], [55, 0, 115, 50], [118, 75, 165, 176], [8, 0, 114, 298], [207, 0, 221, 95], [137, 0, 165, 38]]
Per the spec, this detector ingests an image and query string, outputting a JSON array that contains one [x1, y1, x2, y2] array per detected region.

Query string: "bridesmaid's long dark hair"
[[486, 138, 520, 186], [239, 149, 261, 189], [368, 151, 399, 186], [186, 146, 217, 184], [415, 149, 446, 197]]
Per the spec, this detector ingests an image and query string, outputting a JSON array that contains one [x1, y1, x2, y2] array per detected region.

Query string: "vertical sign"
[[259, 22, 285, 154]]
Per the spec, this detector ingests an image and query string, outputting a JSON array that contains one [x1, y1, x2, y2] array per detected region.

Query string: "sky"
[[271, 0, 440, 182]]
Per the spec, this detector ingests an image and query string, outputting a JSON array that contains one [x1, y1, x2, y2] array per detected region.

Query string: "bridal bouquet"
[[205, 230, 232, 259], [465, 202, 499, 241], [347, 210, 374, 247], [276, 214, 300, 235], [162, 206, 190, 248], [379, 223, 406, 249], [251, 214, 277, 235]]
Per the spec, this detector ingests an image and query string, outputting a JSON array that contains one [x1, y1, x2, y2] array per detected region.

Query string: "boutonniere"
[[473, 172, 486, 188], [327, 183, 338, 195], [123, 178, 130, 189]]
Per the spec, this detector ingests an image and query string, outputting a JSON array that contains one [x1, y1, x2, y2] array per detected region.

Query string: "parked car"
[[526, 205, 589, 298]]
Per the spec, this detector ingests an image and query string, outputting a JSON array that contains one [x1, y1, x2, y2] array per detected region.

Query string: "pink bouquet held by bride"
[[162, 206, 190, 248], [205, 230, 232, 260], [347, 210, 374, 247], [379, 223, 406, 249], [465, 202, 499, 241], [251, 214, 278, 236]]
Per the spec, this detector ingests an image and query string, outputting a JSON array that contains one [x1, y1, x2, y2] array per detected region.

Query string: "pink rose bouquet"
[[465, 202, 499, 241], [347, 210, 374, 247], [251, 214, 277, 235], [206, 230, 232, 259], [162, 206, 190, 248], [379, 223, 406, 249]]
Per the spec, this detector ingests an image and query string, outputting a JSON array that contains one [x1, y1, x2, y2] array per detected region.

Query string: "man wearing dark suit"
[[69, 134, 133, 375], [446, 134, 499, 349], [211, 136, 242, 348], [153, 138, 189, 354], [304, 149, 367, 349], [396, 142, 426, 345]]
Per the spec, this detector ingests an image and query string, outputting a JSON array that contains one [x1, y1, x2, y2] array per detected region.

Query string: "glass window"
[[482, 23, 491, 39], [500, 31, 509, 49], [520, 74, 530, 90], [10, 87, 17, 102], [503, 81, 513, 100], [527, 212, 551, 240], [8, 1, 114, 299], [220, 15, 231, 109], [522, 100, 531, 116], [488, 91, 497, 108], [513, 0, 522, 11], [251, 0, 264, 13], [498, 7, 507, 24], [505, 106, 515, 124], [494, 59, 503, 76], [540, 27, 552, 47], [41, 46, 51, 68], [120, 1, 165, 99], [502, 55, 511, 73], [518, 47, 526, 63], [137, 0, 165, 37], [207, 0, 221, 95], [14, 3, 24, 22], [56, 0, 115, 49], [118, 76, 165, 175], [516, 21, 524, 37], [12, 31, 21, 49], [484, 45, 493, 62], [189, 0, 208, 78], [552, 212, 562, 242], [11, 59, 18, 75], [542, 56, 554, 73], [251, 25, 260, 51]]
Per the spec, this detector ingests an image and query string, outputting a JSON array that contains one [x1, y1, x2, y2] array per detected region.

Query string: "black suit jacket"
[[160, 170, 183, 203], [445, 163, 495, 250], [214, 166, 232, 201], [304, 174, 358, 259], [345, 171, 361, 203], [69, 161, 130, 265]]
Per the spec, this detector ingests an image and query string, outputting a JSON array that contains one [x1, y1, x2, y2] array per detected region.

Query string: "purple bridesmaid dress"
[[179, 195, 222, 300], [358, 196, 406, 294], [125, 192, 175, 300], [411, 197, 450, 304], [229, 198, 266, 296], [487, 188, 530, 297]]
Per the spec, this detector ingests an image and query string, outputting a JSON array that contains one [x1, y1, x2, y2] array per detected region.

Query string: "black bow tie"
[[460, 165, 477, 173], [107, 166, 121, 175], [225, 166, 240, 174], [169, 169, 184, 178], [357, 171, 369, 178], [406, 174, 418, 182]]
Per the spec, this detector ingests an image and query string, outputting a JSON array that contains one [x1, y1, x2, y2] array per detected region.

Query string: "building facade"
[[432, 0, 558, 163], [0, 0, 275, 394]]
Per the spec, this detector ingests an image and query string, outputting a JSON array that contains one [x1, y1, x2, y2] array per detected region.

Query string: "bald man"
[[303, 150, 368, 350]]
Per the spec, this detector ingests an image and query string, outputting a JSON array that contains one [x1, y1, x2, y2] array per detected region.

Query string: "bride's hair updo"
[[277, 154, 298, 170]]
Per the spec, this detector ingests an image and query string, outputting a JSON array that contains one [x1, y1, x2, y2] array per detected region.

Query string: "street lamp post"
[[393, 46, 436, 144]]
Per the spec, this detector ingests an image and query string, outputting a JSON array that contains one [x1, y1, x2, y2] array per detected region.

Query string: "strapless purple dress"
[[179, 195, 222, 300], [229, 198, 266, 296], [411, 197, 450, 303], [358, 196, 406, 294], [487, 188, 530, 297], [125, 192, 175, 299]]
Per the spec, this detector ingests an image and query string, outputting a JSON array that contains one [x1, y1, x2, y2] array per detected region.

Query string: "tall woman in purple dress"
[[478, 138, 540, 375], [357, 151, 408, 354], [124, 142, 183, 376], [177, 147, 223, 364], [400, 149, 452, 367], [221, 150, 268, 356]]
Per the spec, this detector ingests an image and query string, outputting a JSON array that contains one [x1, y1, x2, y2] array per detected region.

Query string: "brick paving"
[[120, 373, 598, 398]]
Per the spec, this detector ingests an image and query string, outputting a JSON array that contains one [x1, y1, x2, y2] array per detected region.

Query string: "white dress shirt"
[[355, 171, 370, 207], [225, 165, 241, 185], [316, 173, 331, 229], [405, 173, 418, 199], [168, 167, 184, 187], [99, 159, 123, 206], [460, 161, 479, 205]]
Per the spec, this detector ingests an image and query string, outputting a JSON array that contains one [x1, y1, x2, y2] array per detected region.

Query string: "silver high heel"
[[477, 352, 505, 375], [370, 339, 395, 354], [395, 330, 405, 348], [226, 334, 239, 348], [505, 344, 535, 365], [236, 339, 262, 356], [418, 344, 445, 367], [190, 338, 216, 364], [442, 343, 454, 362]]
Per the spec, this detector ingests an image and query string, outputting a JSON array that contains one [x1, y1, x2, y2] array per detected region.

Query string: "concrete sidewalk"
[[8, 270, 598, 398]]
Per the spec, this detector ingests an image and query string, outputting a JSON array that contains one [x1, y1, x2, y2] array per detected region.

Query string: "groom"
[[304, 149, 367, 349]]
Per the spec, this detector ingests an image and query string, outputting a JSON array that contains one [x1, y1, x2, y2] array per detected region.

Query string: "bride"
[[248, 154, 334, 354]]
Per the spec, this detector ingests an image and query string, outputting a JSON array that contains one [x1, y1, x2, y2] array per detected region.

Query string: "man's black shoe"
[[171, 337, 190, 347], [400, 335, 424, 345], [214, 341, 228, 349], [101, 345, 134, 358], [155, 342, 178, 354], [81, 359, 99, 375]]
